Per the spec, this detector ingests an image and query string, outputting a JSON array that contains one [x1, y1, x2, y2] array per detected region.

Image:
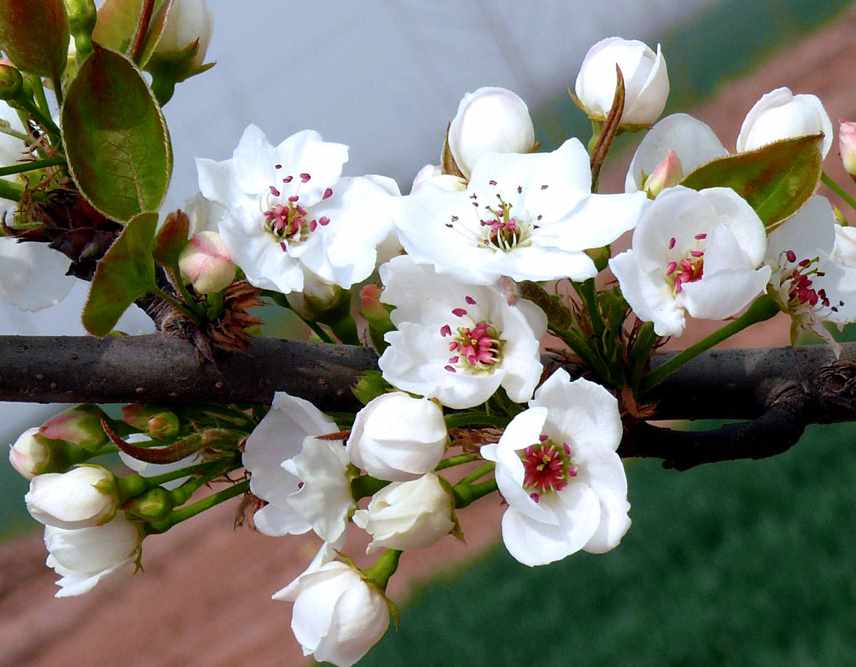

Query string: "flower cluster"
[[5, 6, 856, 665]]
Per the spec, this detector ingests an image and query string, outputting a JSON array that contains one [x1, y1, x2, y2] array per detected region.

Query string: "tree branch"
[[1, 335, 855, 470]]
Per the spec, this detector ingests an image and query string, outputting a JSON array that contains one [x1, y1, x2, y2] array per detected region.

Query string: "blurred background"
[[3, 0, 856, 665]]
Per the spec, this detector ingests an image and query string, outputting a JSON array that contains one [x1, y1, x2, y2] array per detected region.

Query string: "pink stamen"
[[300, 173, 311, 182], [440, 324, 452, 337], [452, 308, 467, 317], [323, 188, 334, 199]]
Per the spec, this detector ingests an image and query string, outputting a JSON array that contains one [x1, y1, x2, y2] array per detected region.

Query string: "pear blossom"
[[765, 196, 856, 349], [153, 0, 213, 70], [625, 113, 728, 193], [242, 392, 353, 544], [197, 124, 400, 294], [447, 87, 536, 178], [347, 392, 447, 481], [353, 473, 456, 553], [273, 545, 389, 667], [610, 186, 771, 337], [396, 139, 648, 285], [737, 87, 833, 157], [839, 121, 856, 177], [377, 256, 546, 409], [44, 513, 143, 598], [25, 465, 118, 530], [575, 37, 669, 127], [178, 230, 236, 294], [481, 369, 629, 566]]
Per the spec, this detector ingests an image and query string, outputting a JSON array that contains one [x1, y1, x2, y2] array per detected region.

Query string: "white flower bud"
[[178, 231, 236, 294], [839, 121, 856, 177], [737, 87, 833, 157], [25, 465, 118, 529], [353, 473, 455, 553], [274, 559, 389, 667], [447, 87, 535, 178], [575, 37, 669, 127], [347, 393, 447, 482], [9, 427, 51, 479], [410, 164, 466, 194], [154, 0, 213, 69], [44, 513, 143, 597]]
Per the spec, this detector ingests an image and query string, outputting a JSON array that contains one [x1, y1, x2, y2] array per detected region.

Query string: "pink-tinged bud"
[[122, 405, 180, 441], [359, 284, 388, 322], [178, 231, 236, 295], [9, 428, 51, 479], [40, 406, 108, 452], [839, 121, 856, 179], [643, 150, 683, 198]]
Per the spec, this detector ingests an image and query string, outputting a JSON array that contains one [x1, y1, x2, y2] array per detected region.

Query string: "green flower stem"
[[26, 75, 50, 117], [144, 458, 239, 489], [435, 453, 480, 470], [153, 287, 204, 327], [363, 549, 402, 590], [0, 178, 24, 201], [444, 412, 510, 429], [166, 266, 206, 319], [453, 478, 498, 509], [152, 480, 250, 531], [574, 278, 604, 339], [169, 462, 238, 506], [821, 171, 856, 213], [0, 156, 66, 177], [641, 294, 780, 393], [457, 462, 495, 486]]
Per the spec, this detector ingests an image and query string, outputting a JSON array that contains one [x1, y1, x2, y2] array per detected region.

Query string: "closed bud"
[[152, 0, 213, 72], [737, 87, 833, 157], [575, 37, 669, 128], [40, 405, 108, 452], [9, 427, 52, 479], [447, 87, 535, 178], [359, 284, 390, 325], [285, 270, 345, 320], [642, 149, 683, 198], [26, 465, 119, 529], [125, 487, 174, 521], [0, 64, 23, 99], [347, 392, 447, 482], [839, 121, 856, 179], [411, 164, 466, 194], [178, 231, 237, 294], [353, 473, 456, 553]]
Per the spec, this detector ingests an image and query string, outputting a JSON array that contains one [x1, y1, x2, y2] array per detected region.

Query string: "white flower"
[[348, 392, 447, 482], [609, 186, 771, 337], [396, 139, 647, 285], [197, 124, 400, 294], [353, 473, 455, 553], [378, 256, 546, 409], [737, 87, 833, 157], [625, 113, 728, 193], [178, 230, 236, 294], [481, 369, 629, 566], [575, 37, 669, 127], [242, 392, 353, 544], [44, 513, 142, 598], [25, 465, 118, 530], [832, 224, 856, 268], [766, 196, 856, 349], [410, 163, 466, 194], [9, 427, 51, 480], [447, 87, 536, 178], [273, 546, 390, 667], [154, 0, 213, 69]]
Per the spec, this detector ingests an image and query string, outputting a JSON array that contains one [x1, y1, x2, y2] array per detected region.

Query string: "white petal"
[[540, 191, 648, 251], [699, 187, 767, 266], [232, 124, 278, 194], [767, 195, 836, 261], [0, 239, 76, 311], [609, 249, 685, 337], [680, 266, 771, 320]]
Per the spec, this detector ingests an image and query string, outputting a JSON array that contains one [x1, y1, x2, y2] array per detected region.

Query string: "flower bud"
[[575, 37, 669, 127], [178, 231, 236, 294], [347, 392, 447, 482], [274, 557, 389, 667], [410, 163, 467, 194], [737, 87, 833, 157], [447, 87, 536, 178], [353, 473, 455, 553], [44, 513, 143, 597], [0, 64, 23, 100], [839, 121, 856, 178], [122, 404, 181, 441], [26, 465, 119, 529], [40, 405, 108, 452], [285, 270, 346, 320], [9, 427, 52, 479], [153, 0, 213, 70], [642, 149, 683, 198], [124, 487, 174, 521]]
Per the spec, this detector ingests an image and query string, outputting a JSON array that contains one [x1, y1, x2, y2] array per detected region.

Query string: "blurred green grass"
[[362, 422, 856, 666]]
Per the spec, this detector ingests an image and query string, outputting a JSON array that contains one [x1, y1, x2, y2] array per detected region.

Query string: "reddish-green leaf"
[[83, 212, 158, 336], [93, 0, 170, 65], [153, 208, 189, 267], [681, 134, 823, 229], [62, 44, 172, 223], [0, 0, 68, 81]]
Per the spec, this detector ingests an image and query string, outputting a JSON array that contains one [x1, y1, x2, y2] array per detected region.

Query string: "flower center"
[[521, 435, 577, 501], [439, 296, 504, 374], [444, 183, 538, 253], [261, 166, 333, 252], [776, 249, 843, 314], [665, 233, 706, 294]]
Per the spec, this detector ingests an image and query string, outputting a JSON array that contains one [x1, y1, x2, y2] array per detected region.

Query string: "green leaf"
[[0, 0, 69, 81], [93, 0, 168, 62], [62, 44, 172, 223], [153, 208, 188, 268], [82, 211, 158, 336], [681, 134, 823, 228]]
